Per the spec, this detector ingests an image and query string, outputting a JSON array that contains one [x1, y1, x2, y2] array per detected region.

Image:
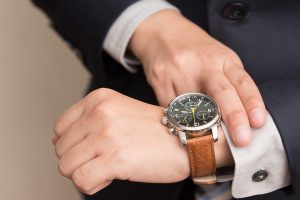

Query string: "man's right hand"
[[129, 10, 266, 147]]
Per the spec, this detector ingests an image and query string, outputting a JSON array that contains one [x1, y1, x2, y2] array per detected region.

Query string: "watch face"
[[167, 93, 219, 130]]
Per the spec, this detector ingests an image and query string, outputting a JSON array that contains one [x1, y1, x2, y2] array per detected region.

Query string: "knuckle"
[[93, 102, 113, 117], [226, 111, 247, 125], [96, 88, 114, 96], [150, 64, 166, 82], [55, 145, 63, 158], [170, 51, 198, 69], [225, 49, 241, 62], [85, 190, 96, 196], [58, 159, 69, 177], [170, 51, 185, 65], [210, 82, 234, 95], [235, 74, 252, 86], [72, 168, 93, 193], [97, 129, 118, 150], [112, 151, 129, 180], [245, 97, 263, 109], [94, 103, 106, 114], [223, 54, 244, 69], [87, 88, 114, 101], [89, 126, 115, 150], [100, 126, 114, 138], [227, 50, 238, 59], [53, 119, 65, 136], [113, 150, 128, 167]]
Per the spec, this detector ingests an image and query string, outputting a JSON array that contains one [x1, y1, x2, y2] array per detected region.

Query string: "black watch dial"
[[167, 93, 218, 128]]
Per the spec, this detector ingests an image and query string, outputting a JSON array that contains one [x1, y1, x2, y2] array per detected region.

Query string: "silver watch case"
[[162, 93, 221, 145]]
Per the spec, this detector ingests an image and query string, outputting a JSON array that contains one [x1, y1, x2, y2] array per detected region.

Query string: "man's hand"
[[53, 88, 232, 195], [129, 10, 266, 147]]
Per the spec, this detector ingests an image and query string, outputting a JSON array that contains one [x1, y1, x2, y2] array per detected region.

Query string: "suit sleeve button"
[[222, 2, 248, 21], [252, 170, 269, 182]]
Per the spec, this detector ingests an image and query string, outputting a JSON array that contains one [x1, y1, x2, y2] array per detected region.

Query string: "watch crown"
[[162, 116, 168, 126], [164, 108, 168, 114]]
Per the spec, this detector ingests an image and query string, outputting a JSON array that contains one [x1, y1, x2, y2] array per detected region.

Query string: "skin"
[[129, 10, 267, 147], [53, 88, 234, 195]]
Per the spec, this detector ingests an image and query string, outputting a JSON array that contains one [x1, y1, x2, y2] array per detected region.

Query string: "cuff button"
[[252, 170, 268, 182], [222, 2, 248, 21]]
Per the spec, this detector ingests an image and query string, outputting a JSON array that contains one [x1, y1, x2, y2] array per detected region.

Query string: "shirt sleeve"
[[222, 112, 291, 198], [103, 0, 180, 73]]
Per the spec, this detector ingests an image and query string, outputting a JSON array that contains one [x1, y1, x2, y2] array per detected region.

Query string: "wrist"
[[214, 126, 234, 168], [129, 9, 183, 61]]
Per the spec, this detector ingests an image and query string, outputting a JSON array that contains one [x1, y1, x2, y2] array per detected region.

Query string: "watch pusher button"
[[168, 127, 176, 134], [162, 116, 168, 125]]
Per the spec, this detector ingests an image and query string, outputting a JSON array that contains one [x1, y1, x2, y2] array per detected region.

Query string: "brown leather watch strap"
[[186, 135, 217, 185]]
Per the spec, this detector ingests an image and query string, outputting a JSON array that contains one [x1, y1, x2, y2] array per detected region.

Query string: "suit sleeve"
[[31, 0, 139, 79], [259, 78, 300, 196]]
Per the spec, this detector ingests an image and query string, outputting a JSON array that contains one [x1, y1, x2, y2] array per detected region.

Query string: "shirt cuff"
[[103, 0, 180, 73], [222, 112, 291, 198]]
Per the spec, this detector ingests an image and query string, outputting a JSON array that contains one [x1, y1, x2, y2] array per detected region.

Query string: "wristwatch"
[[162, 93, 221, 185]]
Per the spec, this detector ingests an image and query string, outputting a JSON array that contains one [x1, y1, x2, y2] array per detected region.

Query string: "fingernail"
[[250, 108, 265, 125], [234, 125, 251, 147]]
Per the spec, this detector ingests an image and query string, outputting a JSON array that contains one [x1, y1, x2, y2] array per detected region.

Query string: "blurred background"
[[0, 0, 90, 199]]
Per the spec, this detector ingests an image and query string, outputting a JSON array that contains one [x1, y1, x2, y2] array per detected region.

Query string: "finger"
[[54, 88, 113, 138], [58, 138, 99, 178], [85, 182, 112, 196], [54, 99, 85, 138], [72, 156, 113, 195], [52, 135, 59, 146], [225, 66, 266, 128], [173, 76, 199, 96], [154, 84, 176, 107], [204, 75, 251, 147], [55, 115, 94, 158]]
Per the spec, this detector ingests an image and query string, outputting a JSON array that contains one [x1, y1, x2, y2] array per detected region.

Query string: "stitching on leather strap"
[[187, 142, 196, 177]]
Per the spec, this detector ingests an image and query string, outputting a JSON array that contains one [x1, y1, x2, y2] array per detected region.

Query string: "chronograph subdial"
[[184, 101, 197, 111], [179, 113, 193, 124], [196, 110, 210, 121]]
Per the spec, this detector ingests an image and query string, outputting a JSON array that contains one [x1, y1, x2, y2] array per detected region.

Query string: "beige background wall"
[[0, 0, 89, 199]]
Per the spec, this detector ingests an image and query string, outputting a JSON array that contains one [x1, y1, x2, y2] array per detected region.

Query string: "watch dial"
[[167, 94, 218, 128]]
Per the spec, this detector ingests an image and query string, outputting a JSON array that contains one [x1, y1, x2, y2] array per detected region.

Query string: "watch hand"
[[184, 114, 188, 122], [197, 100, 203, 107], [180, 110, 192, 114], [191, 108, 196, 124]]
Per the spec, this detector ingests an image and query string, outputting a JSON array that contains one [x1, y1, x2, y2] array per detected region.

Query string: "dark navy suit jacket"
[[32, 0, 300, 199]]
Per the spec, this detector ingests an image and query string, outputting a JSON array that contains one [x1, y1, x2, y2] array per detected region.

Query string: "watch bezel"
[[166, 93, 221, 132]]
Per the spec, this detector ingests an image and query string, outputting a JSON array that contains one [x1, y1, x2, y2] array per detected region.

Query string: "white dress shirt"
[[103, 0, 291, 198], [222, 113, 290, 198]]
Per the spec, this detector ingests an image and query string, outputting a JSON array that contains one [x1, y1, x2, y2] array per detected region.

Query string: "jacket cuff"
[[222, 112, 291, 198], [103, 0, 179, 73]]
